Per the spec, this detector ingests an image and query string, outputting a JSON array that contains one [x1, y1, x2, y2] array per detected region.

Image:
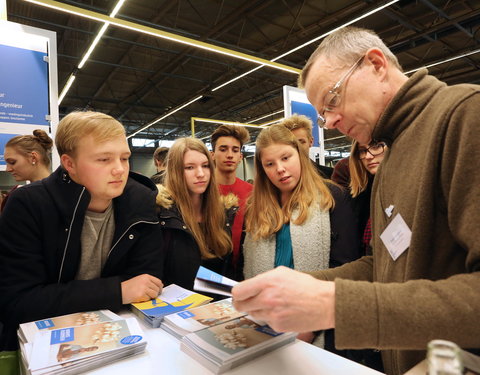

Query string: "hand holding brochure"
[[130, 283, 213, 327], [194, 266, 238, 297]]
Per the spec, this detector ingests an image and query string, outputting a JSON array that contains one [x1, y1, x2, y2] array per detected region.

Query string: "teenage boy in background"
[[211, 125, 252, 280], [0, 111, 164, 352], [282, 114, 333, 178], [151, 146, 169, 184]]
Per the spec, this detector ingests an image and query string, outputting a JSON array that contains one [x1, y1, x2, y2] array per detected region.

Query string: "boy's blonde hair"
[[281, 114, 313, 141], [55, 111, 125, 156]]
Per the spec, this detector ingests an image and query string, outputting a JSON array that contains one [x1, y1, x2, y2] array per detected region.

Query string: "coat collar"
[[44, 167, 158, 228], [373, 69, 446, 145]]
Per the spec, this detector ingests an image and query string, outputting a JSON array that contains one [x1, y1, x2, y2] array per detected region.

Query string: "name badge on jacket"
[[380, 213, 412, 261]]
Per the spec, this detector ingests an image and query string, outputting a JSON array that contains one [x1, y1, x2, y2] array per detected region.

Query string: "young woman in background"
[[242, 124, 360, 348], [2, 129, 53, 212], [156, 137, 235, 290], [348, 139, 387, 255]]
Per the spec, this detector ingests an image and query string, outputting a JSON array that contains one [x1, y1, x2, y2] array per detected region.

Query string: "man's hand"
[[121, 274, 163, 304], [232, 267, 335, 333]]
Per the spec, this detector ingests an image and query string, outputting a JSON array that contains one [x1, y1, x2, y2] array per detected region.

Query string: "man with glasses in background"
[[232, 26, 480, 375]]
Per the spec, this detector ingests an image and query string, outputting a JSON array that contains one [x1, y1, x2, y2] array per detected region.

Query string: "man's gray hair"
[[298, 26, 402, 88]]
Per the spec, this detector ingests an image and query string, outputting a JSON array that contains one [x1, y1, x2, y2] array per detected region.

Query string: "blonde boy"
[[0, 111, 164, 351]]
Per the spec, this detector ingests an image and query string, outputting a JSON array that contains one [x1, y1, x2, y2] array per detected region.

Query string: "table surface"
[[85, 311, 385, 375]]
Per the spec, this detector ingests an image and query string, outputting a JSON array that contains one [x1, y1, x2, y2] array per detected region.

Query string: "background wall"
[[0, 171, 16, 191]]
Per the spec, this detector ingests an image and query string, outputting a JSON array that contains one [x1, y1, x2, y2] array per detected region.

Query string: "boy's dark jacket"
[[0, 167, 163, 350]]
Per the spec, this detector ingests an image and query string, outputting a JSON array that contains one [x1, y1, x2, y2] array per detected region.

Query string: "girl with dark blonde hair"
[[2, 129, 53, 212], [4, 129, 52, 182], [243, 124, 360, 347], [156, 137, 236, 290], [348, 139, 387, 255]]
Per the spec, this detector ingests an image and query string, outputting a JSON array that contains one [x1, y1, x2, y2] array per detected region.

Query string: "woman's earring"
[[32, 161, 36, 165]]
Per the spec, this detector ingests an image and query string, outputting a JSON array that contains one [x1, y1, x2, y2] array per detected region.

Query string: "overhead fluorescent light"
[[78, 23, 108, 69], [58, 74, 75, 104], [193, 117, 265, 129], [127, 95, 203, 138], [250, 109, 284, 123], [258, 118, 284, 126], [60, 0, 126, 100], [24, 0, 300, 74], [212, 66, 262, 92], [405, 48, 480, 74], [272, 0, 400, 61], [212, 0, 401, 91]]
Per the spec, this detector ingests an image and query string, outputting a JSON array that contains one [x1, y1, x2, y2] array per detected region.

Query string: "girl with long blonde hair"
[[156, 137, 235, 290], [243, 123, 360, 347]]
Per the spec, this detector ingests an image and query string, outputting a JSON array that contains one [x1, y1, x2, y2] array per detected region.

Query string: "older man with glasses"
[[232, 26, 480, 375]]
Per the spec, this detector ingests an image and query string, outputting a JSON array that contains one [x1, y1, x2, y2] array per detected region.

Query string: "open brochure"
[[162, 298, 246, 339], [181, 316, 296, 374], [130, 283, 213, 328], [193, 266, 238, 297], [18, 310, 122, 345], [25, 317, 146, 375]]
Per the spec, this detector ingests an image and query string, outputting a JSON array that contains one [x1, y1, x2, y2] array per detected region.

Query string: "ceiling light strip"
[[250, 109, 285, 123], [272, 0, 400, 61], [193, 116, 279, 141], [211, 0, 400, 92], [24, 0, 300, 74], [127, 95, 203, 139], [59, 0, 125, 102], [78, 22, 109, 69], [193, 117, 265, 129], [258, 118, 284, 126], [58, 74, 75, 104], [404, 48, 480, 74], [212, 66, 263, 92]]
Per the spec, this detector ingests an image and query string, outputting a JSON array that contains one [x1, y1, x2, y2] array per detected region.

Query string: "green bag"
[[0, 351, 20, 375]]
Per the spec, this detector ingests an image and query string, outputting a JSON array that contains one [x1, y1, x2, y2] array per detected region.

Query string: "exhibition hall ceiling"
[[7, 0, 480, 155]]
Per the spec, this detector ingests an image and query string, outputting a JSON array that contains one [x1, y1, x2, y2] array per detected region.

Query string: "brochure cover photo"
[[28, 318, 146, 372], [19, 310, 121, 344]]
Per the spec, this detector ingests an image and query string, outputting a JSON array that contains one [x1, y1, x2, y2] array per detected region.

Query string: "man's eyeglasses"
[[317, 55, 365, 129], [357, 142, 386, 160]]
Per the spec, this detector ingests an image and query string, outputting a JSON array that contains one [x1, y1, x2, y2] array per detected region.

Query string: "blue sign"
[[50, 328, 75, 345], [0, 133, 17, 165], [35, 319, 55, 330], [0, 44, 49, 126], [120, 335, 143, 345], [291, 100, 320, 146]]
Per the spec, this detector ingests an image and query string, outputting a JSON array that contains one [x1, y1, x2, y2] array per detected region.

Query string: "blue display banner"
[[0, 44, 49, 127], [0, 133, 17, 165], [291, 100, 320, 146]]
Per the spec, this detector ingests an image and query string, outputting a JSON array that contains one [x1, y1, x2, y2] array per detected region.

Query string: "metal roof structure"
[[6, 0, 480, 160]]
